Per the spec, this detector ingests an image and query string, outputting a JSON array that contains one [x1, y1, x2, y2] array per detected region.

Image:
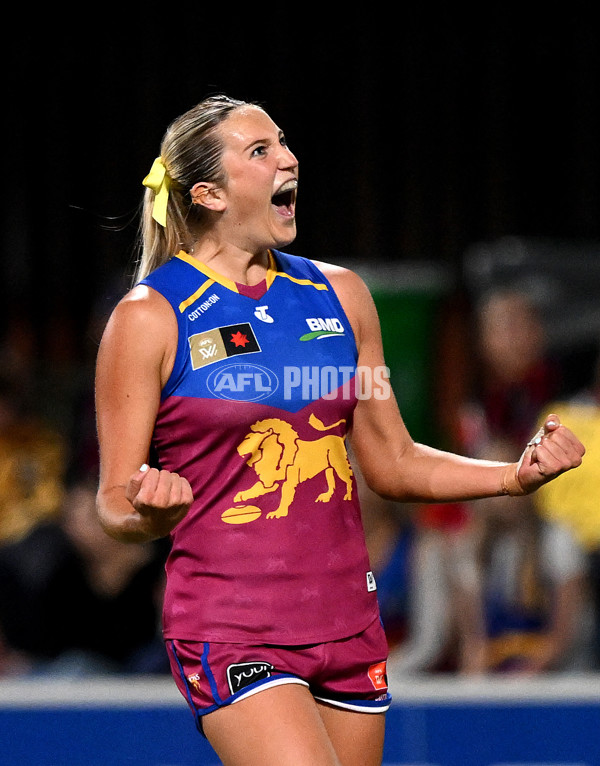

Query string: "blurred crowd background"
[[1, 12, 599, 679]]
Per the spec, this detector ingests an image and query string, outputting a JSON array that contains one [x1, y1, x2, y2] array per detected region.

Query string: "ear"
[[190, 182, 227, 212]]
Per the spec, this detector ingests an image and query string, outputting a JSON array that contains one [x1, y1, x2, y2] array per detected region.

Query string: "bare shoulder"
[[111, 283, 173, 320], [311, 259, 373, 303], [104, 284, 175, 337], [98, 284, 177, 375], [311, 259, 377, 340], [312, 259, 366, 286]]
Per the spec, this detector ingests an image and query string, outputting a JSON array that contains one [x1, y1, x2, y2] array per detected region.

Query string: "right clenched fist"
[[126, 464, 194, 538]]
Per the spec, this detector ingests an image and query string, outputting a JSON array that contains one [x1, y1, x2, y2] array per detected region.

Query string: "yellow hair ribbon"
[[142, 157, 171, 227]]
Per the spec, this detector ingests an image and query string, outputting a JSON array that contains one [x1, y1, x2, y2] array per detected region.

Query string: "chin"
[[273, 223, 297, 250], [277, 235, 297, 250]]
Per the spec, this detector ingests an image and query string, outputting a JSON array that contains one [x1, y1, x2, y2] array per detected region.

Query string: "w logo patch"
[[189, 323, 260, 370]]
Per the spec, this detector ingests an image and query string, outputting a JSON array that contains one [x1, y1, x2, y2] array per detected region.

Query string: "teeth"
[[275, 179, 298, 195]]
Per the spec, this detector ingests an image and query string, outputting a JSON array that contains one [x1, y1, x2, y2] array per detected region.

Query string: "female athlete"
[[95, 95, 585, 766]]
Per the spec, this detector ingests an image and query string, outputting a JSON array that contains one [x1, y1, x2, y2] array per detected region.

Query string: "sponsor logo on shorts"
[[187, 673, 202, 694], [368, 661, 388, 692], [227, 661, 275, 695], [366, 570, 377, 592]]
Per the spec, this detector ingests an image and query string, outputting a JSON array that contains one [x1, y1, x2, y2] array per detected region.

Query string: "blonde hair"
[[133, 95, 252, 284]]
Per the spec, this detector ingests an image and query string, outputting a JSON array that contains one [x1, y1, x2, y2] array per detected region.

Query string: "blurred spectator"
[[355, 464, 464, 674], [64, 275, 129, 484], [0, 476, 169, 676], [415, 502, 486, 675], [430, 286, 566, 658], [534, 342, 600, 666], [458, 288, 562, 455], [460, 438, 592, 675], [0, 374, 66, 544], [0, 626, 30, 677]]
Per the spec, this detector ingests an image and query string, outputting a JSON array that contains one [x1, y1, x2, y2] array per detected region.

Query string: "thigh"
[[317, 702, 386, 766], [202, 683, 343, 766]]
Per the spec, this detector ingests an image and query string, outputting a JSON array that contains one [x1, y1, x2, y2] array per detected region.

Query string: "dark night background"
[[2, 10, 600, 444]]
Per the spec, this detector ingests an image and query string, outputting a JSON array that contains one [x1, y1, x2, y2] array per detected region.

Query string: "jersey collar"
[[175, 250, 278, 293]]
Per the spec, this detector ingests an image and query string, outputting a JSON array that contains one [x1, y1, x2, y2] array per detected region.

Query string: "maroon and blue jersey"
[[140, 250, 380, 644]]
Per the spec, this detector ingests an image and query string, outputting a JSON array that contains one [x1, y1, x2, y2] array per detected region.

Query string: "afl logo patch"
[[227, 661, 275, 694], [207, 363, 278, 402]]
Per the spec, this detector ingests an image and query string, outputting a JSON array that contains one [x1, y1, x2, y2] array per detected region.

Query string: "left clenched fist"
[[511, 414, 585, 495]]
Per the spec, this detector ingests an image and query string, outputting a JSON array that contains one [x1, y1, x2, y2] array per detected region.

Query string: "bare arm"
[[318, 262, 585, 502], [95, 286, 193, 543]]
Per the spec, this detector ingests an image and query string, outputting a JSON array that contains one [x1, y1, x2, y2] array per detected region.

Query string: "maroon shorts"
[[166, 617, 391, 731]]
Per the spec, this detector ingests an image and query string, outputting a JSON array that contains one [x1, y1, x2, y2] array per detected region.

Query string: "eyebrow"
[[243, 130, 285, 153]]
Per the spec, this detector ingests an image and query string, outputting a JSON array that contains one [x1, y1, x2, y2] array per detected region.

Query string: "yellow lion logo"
[[231, 413, 353, 520]]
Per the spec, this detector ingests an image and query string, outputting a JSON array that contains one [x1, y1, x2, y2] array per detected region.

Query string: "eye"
[[251, 144, 269, 157]]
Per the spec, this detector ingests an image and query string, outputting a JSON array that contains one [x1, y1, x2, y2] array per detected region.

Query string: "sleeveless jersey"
[[140, 250, 380, 644]]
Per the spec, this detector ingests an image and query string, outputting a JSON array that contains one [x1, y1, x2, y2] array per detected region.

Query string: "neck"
[[188, 238, 270, 286]]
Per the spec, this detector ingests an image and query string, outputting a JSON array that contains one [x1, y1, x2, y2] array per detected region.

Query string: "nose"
[[279, 144, 298, 171]]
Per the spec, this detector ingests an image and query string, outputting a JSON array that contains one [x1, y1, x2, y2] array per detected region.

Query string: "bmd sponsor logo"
[[300, 317, 345, 340], [207, 363, 278, 402]]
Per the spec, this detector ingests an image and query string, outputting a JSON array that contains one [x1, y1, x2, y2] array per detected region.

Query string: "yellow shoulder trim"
[[175, 251, 239, 294], [178, 279, 216, 313], [274, 271, 329, 290], [267, 250, 326, 290], [265, 250, 278, 289], [269, 251, 328, 290]]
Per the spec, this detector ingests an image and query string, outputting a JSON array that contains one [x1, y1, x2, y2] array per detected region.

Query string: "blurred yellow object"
[[0, 422, 65, 543], [487, 632, 549, 670], [535, 400, 600, 551]]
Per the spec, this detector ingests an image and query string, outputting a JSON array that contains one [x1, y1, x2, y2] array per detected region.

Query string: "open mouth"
[[271, 180, 297, 217]]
